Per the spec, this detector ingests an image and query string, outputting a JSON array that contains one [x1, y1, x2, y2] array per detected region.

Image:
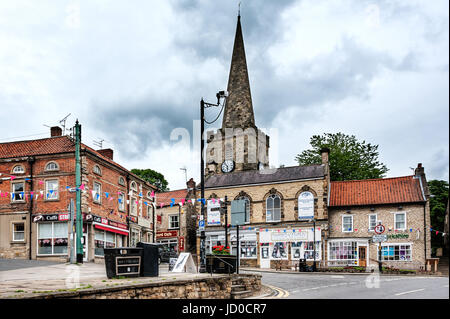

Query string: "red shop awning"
[[94, 223, 129, 236]]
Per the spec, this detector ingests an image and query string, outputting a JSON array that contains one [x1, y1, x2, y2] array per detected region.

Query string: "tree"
[[295, 132, 389, 181], [131, 168, 169, 192], [428, 180, 449, 254]]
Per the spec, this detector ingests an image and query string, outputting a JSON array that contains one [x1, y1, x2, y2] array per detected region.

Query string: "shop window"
[[266, 195, 281, 222], [45, 162, 59, 171], [292, 241, 321, 261], [239, 241, 257, 259], [270, 242, 288, 259], [12, 165, 25, 174], [342, 215, 353, 232], [328, 241, 358, 266], [368, 214, 377, 232], [11, 182, 25, 202], [381, 244, 412, 261], [169, 215, 179, 229], [45, 179, 59, 200], [95, 229, 116, 256], [13, 223, 25, 241], [394, 213, 406, 230], [37, 222, 68, 255]]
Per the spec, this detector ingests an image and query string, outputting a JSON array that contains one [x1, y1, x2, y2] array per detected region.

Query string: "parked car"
[[156, 245, 178, 263]]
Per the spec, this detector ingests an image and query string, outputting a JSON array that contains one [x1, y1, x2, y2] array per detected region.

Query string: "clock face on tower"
[[221, 160, 235, 173]]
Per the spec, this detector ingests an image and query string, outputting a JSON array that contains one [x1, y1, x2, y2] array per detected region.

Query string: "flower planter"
[[206, 254, 237, 274]]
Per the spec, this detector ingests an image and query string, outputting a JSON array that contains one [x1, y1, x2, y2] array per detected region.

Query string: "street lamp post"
[[199, 92, 227, 273], [313, 218, 317, 272]]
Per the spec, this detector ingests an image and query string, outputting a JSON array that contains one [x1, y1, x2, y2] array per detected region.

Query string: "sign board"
[[199, 220, 205, 231], [156, 230, 178, 239], [207, 200, 221, 225], [372, 235, 387, 243], [231, 199, 246, 226], [298, 191, 314, 220], [171, 253, 197, 273], [374, 224, 385, 234], [169, 258, 177, 271]]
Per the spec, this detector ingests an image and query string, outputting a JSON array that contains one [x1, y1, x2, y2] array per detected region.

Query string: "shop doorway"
[[358, 246, 367, 267], [260, 243, 270, 268]]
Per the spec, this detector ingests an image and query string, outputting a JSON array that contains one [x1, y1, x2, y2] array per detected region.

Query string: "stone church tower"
[[206, 14, 270, 176]]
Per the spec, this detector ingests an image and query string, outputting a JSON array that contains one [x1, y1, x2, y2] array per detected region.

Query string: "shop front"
[[259, 227, 322, 269], [33, 213, 70, 261], [327, 238, 369, 267], [156, 230, 179, 253]]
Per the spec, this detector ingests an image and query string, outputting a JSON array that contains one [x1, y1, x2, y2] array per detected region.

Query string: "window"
[[94, 230, 116, 256], [13, 223, 25, 241], [118, 176, 126, 186], [239, 241, 257, 259], [45, 179, 59, 200], [37, 222, 68, 255], [130, 197, 137, 215], [11, 182, 25, 202], [12, 165, 25, 174], [169, 215, 179, 229], [342, 215, 353, 232], [118, 192, 125, 212], [368, 214, 377, 232], [237, 196, 250, 223], [328, 241, 358, 265], [270, 242, 288, 259], [130, 182, 137, 191], [93, 182, 101, 203], [130, 229, 140, 247], [45, 162, 59, 171], [266, 194, 281, 222], [381, 244, 412, 261], [292, 241, 321, 261], [395, 213, 406, 230], [93, 165, 102, 175]]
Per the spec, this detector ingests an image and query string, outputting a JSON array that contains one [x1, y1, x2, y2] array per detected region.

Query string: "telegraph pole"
[[199, 99, 206, 273], [74, 120, 83, 263]]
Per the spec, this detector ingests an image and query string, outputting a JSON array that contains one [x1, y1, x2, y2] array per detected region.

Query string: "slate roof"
[[329, 176, 425, 207], [204, 164, 326, 189]]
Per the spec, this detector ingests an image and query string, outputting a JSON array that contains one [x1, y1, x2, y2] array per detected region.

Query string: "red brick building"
[[0, 125, 158, 262]]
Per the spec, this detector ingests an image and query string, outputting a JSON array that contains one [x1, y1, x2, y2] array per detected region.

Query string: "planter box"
[[206, 254, 237, 274]]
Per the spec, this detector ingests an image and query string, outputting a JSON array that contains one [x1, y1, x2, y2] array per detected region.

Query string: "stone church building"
[[201, 14, 432, 271]]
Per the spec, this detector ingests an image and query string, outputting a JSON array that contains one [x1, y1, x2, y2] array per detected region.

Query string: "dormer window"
[[12, 165, 25, 174], [45, 162, 59, 172], [93, 165, 102, 175]]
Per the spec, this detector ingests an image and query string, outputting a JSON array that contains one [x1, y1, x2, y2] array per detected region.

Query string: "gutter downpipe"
[[27, 156, 35, 260]]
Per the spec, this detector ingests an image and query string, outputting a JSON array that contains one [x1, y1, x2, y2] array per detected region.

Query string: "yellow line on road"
[[265, 284, 290, 298]]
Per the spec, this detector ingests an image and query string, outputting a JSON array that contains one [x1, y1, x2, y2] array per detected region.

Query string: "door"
[[82, 233, 88, 262], [260, 243, 270, 268], [358, 246, 367, 267]]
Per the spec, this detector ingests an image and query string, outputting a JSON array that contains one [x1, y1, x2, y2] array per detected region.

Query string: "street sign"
[[374, 224, 385, 234], [199, 220, 205, 231], [372, 234, 387, 243]]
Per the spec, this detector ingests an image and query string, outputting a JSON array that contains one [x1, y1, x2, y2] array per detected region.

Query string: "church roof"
[[205, 164, 326, 189], [221, 15, 256, 129]]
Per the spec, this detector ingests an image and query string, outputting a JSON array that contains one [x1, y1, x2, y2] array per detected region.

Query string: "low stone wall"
[[24, 274, 262, 299]]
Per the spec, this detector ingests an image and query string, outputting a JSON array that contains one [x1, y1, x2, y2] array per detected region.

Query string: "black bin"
[[104, 247, 143, 279], [299, 258, 307, 272], [137, 242, 159, 277]]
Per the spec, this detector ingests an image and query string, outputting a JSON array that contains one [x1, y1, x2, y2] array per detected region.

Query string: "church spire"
[[221, 14, 255, 129]]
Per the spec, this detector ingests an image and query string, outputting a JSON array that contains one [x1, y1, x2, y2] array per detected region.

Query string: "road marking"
[[395, 288, 425, 296], [265, 284, 289, 298], [331, 275, 344, 278]]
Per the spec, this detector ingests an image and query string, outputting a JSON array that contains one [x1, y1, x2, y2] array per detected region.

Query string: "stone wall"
[[24, 274, 262, 299]]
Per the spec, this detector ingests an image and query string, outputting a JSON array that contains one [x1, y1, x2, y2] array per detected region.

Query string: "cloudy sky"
[[0, 0, 448, 190]]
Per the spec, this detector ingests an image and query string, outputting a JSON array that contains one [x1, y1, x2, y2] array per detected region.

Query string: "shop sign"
[[298, 191, 314, 220], [178, 236, 185, 252], [156, 230, 178, 239], [387, 233, 409, 239], [33, 213, 69, 222], [87, 214, 128, 230], [207, 200, 221, 225], [266, 229, 321, 242]]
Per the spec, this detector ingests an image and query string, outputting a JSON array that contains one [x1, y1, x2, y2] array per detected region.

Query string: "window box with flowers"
[[206, 245, 237, 274]]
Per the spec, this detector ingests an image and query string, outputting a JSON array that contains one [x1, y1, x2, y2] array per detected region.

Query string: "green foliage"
[[131, 168, 169, 192], [428, 180, 449, 252], [295, 132, 389, 181]]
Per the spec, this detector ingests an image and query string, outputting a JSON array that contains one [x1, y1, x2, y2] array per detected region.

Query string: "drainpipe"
[[27, 156, 35, 260]]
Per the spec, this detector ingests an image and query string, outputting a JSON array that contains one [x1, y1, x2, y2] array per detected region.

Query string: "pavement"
[[0, 259, 225, 299]]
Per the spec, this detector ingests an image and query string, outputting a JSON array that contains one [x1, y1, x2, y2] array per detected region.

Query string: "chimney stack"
[[414, 163, 430, 197], [97, 148, 114, 160], [320, 147, 330, 164], [50, 126, 62, 137]]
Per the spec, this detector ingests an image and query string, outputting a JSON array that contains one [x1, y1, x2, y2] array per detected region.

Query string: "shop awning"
[[94, 223, 129, 236]]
